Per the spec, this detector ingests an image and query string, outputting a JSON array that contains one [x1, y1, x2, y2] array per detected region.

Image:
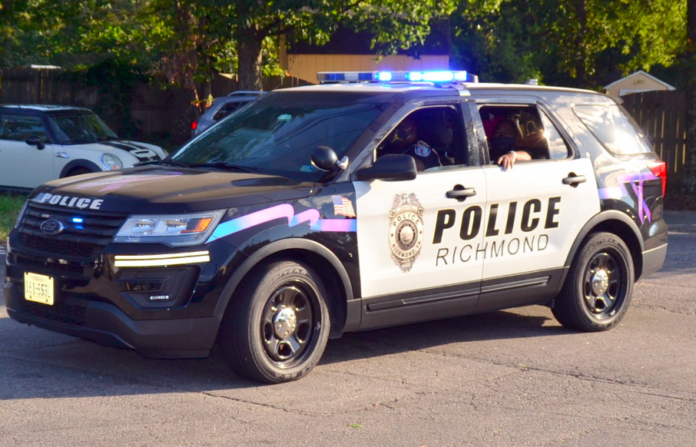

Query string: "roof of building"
[[603, 70, 676, 91]]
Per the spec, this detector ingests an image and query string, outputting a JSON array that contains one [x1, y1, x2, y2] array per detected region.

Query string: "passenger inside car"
[[481, 106, 552, 168]]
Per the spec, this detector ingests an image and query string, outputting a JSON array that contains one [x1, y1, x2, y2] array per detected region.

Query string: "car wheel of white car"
[[64, 167, 93, 177]]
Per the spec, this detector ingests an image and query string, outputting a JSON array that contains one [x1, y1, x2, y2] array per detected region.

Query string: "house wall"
[[287, 54, 450, 84], [605, 73, 671, 97]]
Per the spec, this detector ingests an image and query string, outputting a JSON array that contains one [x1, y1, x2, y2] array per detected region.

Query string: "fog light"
[[149, 295, 171, 302], [125, 280, 163, 292]]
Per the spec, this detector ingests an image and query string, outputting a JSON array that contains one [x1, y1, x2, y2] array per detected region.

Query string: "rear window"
[[574, 104, 652, 155]]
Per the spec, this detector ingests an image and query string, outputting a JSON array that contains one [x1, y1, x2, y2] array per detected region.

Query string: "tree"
[[452, 0, 685, 88], [684, 0, 696, 193], [218, 0, 457, 90]]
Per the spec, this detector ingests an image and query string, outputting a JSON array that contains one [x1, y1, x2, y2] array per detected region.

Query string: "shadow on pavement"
[[0, 306, 563, 400]]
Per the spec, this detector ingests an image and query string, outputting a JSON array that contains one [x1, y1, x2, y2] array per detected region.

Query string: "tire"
[[219, 260, 331, 383], [64, 167, 92, 177], [552, 232, 635, 332]]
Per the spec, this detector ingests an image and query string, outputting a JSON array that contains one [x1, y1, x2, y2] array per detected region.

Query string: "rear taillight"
[[647, 161, 667, 197], [191, 121, 198, 130]]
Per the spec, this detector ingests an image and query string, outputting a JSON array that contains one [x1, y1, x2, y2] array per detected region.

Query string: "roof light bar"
[[317, 70, 478, 84]]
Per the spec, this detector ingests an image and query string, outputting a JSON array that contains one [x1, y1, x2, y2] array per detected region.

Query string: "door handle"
[[562, 173, 586, 187], [446, 186, 477, 201]]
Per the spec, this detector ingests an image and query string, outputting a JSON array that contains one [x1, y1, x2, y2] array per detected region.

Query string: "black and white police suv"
[[4, 71, 668, 383]]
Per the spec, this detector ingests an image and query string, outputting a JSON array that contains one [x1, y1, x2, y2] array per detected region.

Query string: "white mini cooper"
[[0, 105, 167, 192]]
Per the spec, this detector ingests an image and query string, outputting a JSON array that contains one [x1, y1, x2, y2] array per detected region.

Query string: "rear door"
[[0, 113, 55, 189], [471, 99, 600, 307]]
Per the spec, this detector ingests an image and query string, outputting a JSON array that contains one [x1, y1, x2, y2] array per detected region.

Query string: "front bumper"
[[3, 225, 233, 359], [4, 280, 219, 358]]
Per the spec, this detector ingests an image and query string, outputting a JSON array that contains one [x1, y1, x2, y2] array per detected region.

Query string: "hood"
[[32, 166, 314, 214], [72, 140, 166, 162]]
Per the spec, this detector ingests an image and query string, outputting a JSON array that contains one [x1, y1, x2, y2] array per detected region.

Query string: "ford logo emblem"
[[40, 219, 65, 235]]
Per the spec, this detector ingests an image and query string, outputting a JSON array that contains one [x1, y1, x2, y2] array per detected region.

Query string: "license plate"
[[24, 272, 55, 306]]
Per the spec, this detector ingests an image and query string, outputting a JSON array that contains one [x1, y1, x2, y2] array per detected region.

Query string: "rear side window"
[[213, 102, 244, 121], [574, 104, 652, 155], [0, 115, 48, 141], [479, 104, 571, 162]]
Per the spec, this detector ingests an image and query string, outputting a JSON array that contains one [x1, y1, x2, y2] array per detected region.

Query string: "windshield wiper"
[[181, 162, 259, 173], [63, 138, 97, 144], [155, 160, 191, 167]]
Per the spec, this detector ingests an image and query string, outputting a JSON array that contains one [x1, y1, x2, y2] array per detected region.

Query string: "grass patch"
[[0, 194, 28, 241]]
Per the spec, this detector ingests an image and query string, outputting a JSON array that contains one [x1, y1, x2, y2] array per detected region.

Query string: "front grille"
[[20, 299, 87, 326], [12, 253, 87, 277], [16, 202, 127, 260]]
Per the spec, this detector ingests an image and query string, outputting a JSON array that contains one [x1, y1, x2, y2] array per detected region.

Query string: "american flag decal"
[[331, 195, 356, 218]]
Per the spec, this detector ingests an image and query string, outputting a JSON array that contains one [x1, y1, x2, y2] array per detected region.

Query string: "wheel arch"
[[59, 159, 101, 178], [214, 239, 358, 339], [562, 211, 644, 286]]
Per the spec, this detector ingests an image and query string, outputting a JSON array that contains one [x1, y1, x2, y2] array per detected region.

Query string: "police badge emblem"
[[388, 192, 425, 273]]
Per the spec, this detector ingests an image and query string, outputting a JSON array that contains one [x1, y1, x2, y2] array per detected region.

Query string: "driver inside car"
[[379, 116, 445, 171]]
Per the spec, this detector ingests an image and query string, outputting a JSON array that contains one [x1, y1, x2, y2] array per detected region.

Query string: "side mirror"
[[311, 146, 349, 171], [355, 154, 417, 181], [26, 136, 45, 150], [311, 146, 338, 171]]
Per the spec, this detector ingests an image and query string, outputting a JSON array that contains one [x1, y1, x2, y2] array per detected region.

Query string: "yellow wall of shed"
[[287, 54, 450, 84]]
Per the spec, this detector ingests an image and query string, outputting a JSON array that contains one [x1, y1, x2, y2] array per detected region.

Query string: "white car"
[[0, 105, 167, 192]]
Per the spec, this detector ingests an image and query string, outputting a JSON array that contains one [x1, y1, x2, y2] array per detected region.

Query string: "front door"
[[0, 114, 54, 189], [353, 104, 487, 327]]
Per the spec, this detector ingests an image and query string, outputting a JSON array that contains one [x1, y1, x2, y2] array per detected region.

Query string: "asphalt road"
[[0, 212, 695, 446]]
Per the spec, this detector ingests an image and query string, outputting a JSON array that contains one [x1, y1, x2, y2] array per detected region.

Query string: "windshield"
[[48, 112, 119, 144], [170, 92, 389, 181]]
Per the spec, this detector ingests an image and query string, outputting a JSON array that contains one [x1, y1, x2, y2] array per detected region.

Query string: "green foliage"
[[0, 194, 27, 241], [1, 0, 687, 91], [70, 59, 148, 139], [452, 0, 686, 89], [220, 0, 458, 88]]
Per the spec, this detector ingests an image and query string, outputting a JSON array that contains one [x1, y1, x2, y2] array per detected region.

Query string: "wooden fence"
[[622, 91, 687, 187], [1, 68, 686, 181], [0, 67, 310, 148]]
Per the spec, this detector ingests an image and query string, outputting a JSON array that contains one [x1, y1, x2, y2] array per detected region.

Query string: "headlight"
[[101, 154, 123, 171], [114, 210, 226, 246], [14, 201, 28, 229]]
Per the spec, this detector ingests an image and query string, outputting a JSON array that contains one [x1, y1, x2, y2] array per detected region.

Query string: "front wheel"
[[219, 261, 330, 383], [552, 232, 635, 332]]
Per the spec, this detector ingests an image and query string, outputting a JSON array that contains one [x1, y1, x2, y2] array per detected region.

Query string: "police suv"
[[4, 71, 668, 383]]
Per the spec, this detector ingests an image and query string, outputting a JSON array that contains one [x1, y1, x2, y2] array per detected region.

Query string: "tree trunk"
[[684, 0, 696, 193], [238, 33, 264, 91], [574, 0, 589, 88]]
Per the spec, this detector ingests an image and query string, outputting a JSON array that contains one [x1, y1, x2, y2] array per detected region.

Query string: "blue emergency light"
[[317, 70, 478, 84]]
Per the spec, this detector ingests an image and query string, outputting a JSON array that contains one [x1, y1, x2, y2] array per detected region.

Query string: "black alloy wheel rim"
[[261, 282, 319, 367], [582, 251, 624, 318]]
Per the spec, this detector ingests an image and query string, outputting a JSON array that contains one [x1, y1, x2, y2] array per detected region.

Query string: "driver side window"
[[0, 115, 48, 142], [376, 106, 468, 172]]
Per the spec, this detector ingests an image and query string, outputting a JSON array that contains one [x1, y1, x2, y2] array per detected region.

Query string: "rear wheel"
[[219, 260, 330, 383], [553, 232, 634, 331]]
